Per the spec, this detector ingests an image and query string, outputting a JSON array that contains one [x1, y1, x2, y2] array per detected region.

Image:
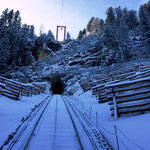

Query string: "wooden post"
[[29, 90, 32, 97], [19, 91, 22, 100], [89, 106, 92, 120], [19, 86, 23, 100], [112, 87, 118, 120], [96, 112, 98, 127], [96, 91, 99, 101], [114, 125, 120, 150]]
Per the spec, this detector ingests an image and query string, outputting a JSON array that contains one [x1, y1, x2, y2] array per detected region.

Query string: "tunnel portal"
[[51, 77, 65, 95]]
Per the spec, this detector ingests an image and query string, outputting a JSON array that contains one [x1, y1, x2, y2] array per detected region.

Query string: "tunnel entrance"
[[51, 77, 65, 94]]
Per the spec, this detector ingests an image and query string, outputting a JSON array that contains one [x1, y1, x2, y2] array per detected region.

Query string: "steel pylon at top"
[[56, 0, 66, 41]]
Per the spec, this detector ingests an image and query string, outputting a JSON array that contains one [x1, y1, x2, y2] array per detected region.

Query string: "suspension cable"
[[61, 0, 64, 18]]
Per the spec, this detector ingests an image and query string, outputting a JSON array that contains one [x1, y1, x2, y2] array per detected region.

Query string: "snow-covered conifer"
[[86, 17, 95, 32], [139, 1, 150, 49], [66, 32, 71, 42]]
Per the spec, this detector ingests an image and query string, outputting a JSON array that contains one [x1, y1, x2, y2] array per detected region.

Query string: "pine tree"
[[21, 24, 35, 65], [82, 29, 86, 36], [127, 10, 138, 30], [122, 8, 129, 25], [115, 6, 122, 26], [66, 32, 71, 42], [115, 7, 129, 61], [77, 30, 83, 40], [8, 9, 14, 26], [105, 7, 115, 25], [47, 30, 55, 41], [1, 9, 9, 26], [139, 1, 150, 49], [8, 10, 22, 66], [86, 17, 95, 32], [0, 33, 11, 71], [77, 29, 86, 40], [99, 19, 104, 33], [101, 25, 118, 65], [90, 18, 100, 33]]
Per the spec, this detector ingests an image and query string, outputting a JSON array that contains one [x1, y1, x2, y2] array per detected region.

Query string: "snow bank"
[[0, 94, 49, 146]]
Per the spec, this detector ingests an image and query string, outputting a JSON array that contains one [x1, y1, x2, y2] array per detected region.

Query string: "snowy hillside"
[[0, 1, 150, 150], [72, 90, 150, 150]]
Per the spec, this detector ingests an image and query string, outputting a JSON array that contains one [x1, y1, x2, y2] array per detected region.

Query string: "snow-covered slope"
[[0, 94, 49, 147], [72, 88, 150, 150]]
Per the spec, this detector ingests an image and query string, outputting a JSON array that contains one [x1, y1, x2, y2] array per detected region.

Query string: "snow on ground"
[[0, 94, 49, 146], [72, 90, 150, 150]]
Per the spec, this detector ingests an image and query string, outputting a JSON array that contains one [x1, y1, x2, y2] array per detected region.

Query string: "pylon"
[[56, 26, 66, 41]]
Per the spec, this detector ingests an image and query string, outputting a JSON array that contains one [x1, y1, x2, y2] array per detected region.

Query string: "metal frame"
[[56, 26, 66, 41]]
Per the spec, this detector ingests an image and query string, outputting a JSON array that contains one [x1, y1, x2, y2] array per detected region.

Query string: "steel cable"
[[118, 137, 130, 150], [70, 97, 145, 150], [61, 0, 64, 18], [116, 127, 145, 150]]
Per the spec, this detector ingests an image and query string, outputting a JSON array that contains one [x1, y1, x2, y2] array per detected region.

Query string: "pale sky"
[[0, 0, 149, 39]]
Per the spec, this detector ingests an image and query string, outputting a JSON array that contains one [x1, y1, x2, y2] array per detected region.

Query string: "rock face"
[[38, 49, 52, 60], [58, 47, 101, 67]]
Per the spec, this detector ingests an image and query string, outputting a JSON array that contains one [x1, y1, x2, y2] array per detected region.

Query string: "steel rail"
[[23, 96, 53, 150], [24, 95, 84, 150], [6, 95, 51, 150], [8, 95, 92, 150], [64, 97, 113, 150], [61, 96, 84, 150], [63, 97, 98, 150], [53, 96, 58, 150]]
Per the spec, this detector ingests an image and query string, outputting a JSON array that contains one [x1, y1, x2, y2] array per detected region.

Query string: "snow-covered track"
[[63, 97, 113, 150], [23, 95, 54, 150], [4, 95, 52, 150], [4, 95, 112, 150], [22, 95, 84, 150]]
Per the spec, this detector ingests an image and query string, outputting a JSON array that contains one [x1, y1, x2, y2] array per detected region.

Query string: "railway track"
[[22, 95, 83, 150], [63, 96, 113, 150], [4, 95, 112, 150]]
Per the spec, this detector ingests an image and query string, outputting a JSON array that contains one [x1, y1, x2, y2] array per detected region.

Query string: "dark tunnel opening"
[[51, 78, 65, 95]]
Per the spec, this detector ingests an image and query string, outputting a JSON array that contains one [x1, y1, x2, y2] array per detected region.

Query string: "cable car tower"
[[56, 0, 66, 41], [56, 26, 66, 41]]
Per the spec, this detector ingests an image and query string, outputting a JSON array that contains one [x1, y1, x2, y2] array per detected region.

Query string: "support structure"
[[112, 87, 118, 120], [56, 26, 66, 41]]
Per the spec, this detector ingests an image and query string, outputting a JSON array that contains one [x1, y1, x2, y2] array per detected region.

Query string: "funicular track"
[[63, 97, 113, 150], [21, 95, 83, 150], [5, 95, 112, 150]]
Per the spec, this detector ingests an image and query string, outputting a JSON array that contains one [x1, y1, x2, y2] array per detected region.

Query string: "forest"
[[0, 9, 61, 74], [77, 1, 150, 66], [0, 1, 150, 73]]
